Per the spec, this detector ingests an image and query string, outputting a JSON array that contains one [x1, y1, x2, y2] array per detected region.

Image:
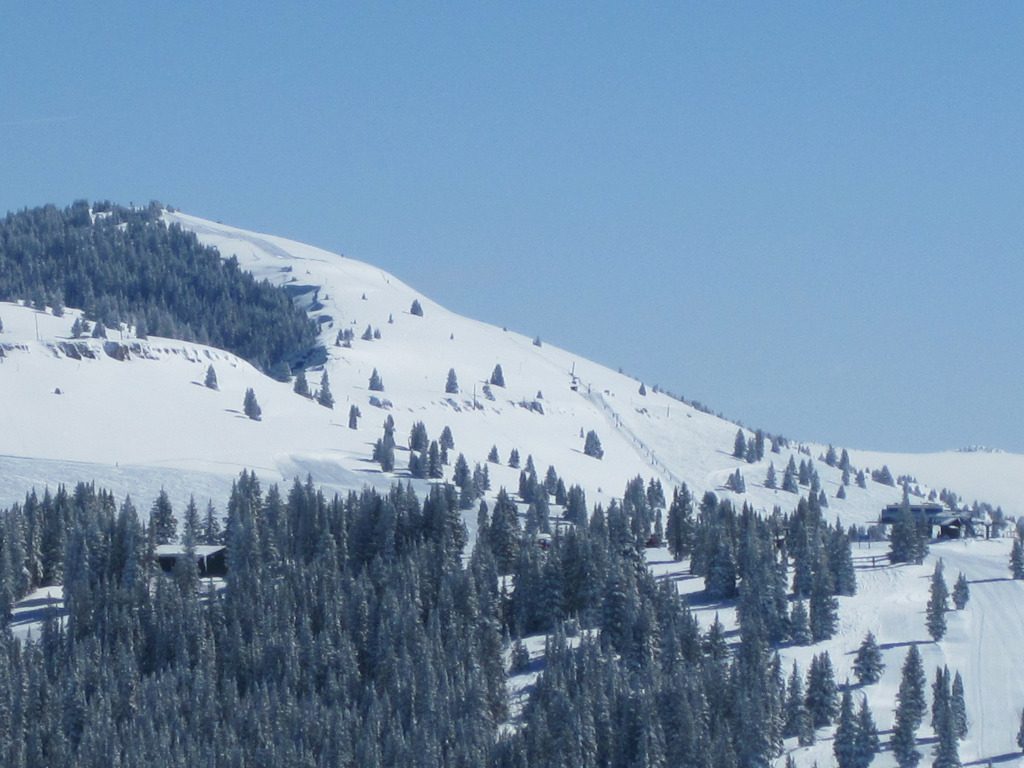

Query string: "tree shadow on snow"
[[878, 639, 930, 651], [964, 752, 1021, 766], [969, 577, 1014, 585]]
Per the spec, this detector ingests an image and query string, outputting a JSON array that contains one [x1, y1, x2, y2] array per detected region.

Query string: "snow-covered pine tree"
[[368, 368, 384, 392], [784, 661, 814, 745], [243, 388, 262, 420], [732, 429, 746, 459], [951, 572, 970, 609], [764, 462, 777, 489], [833, 688, 858, 768], [204, 364, 219, 390], [490, 364, 505, 387], [150, 489, 178, 545], [789, 599, 812, 645], [316, 371, 334, 408], [806, 652, 838, 728], [926, 559, 949, 641], [1011, 539, 1024, 579], [853, 631, 884, 685], [293, 370, 311, 398], [445, 368, 459, 394], [583, 430, 604, 459]]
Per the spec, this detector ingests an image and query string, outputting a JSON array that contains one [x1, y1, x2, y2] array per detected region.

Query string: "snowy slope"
[[0, 208, 1018, 527]]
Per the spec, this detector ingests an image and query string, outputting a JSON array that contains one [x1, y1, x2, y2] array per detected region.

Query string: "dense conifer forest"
[[0, 201, 319, 372], [0, 466, 869, 767]]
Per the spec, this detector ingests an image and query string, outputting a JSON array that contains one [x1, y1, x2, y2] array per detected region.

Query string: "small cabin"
[[155, 544, 227, 577], [878, 503, 974, 539]]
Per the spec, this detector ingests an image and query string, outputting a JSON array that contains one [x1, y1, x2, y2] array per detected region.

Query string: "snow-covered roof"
[[155, 544, 225, 558]]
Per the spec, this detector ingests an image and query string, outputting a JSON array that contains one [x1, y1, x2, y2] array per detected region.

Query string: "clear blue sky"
[[3, 3, 1022, 452]]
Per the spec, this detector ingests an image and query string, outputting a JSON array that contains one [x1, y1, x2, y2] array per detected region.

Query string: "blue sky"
[[2, 3, 1022, 452]]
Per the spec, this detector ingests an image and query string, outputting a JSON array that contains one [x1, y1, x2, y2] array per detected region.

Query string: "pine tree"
[[368, 368, 384, 391], [410, 299, 423, 316], [789, 599, 811, 645], [782, 457, 799, 493], [926, 559, 949, 641], [1011, 539, 1024, 579], [764, 463, 777, 489], [583, 430, 604, 459], [834, 688, 858, 768], [348, 404, 361, 429], [445, 368, 459, 394], [316, 371, 334, 408], [931, 666, 960, 768], [950, 671, 967, 739], [202, 500, 221, 545], [488, 445, 499, 463], [854, 695, 880, 768], [508, 448, 520, 468], [853, 631, 885, 685], [490, 364, 505, 387], [293, 370, 311, 397], [91, 320, 107, 338], [243, 388, 262, 420], [784, 662, 814, 745], [951, 572, 969, 609], [204, 364, 219, 390], [806, 652, 838, 728], [150, 489, 178, 545], [732, 429, 746, 459], [893, 645, 927, 766], [809, 561, 838, 642], [1017, 709, 1024, 753]]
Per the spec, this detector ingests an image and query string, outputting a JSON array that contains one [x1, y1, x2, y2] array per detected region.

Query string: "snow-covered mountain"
[[4, 208, 1024, 767], [0, 209, 1020, 528]]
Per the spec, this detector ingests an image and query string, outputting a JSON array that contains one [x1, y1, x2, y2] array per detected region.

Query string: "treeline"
[[0, 469, 860, 767], [0, 200, 319, 372], [0, 476, 500, 766]]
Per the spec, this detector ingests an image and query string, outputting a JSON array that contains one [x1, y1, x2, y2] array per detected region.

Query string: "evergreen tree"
[[789, 599, 811, 645], [950, 671, 967, 739], [1011, 539, 1024, 579], [150, 489, 178, 544], [951, 572, 970, 609], [764, 463, 777, 489], [204, 364, 219, 390], [410, 299, 423, 316], [316, 370, 334, 408], [853, 631, 885, 685], [856, 469, 867, 488], [732, 429, 747, 459], [931, 666, 960, 768], [926, 559, 949, 641], [293, 369, 311, 397], [348, 404, 361, 429], [583, 430, 604, 459], [368, 368, 384, 392], [243, 388, 262, 420], [784, 662, 814, 745], [71, 316, 83, 337], [892, 644, 927, 766], [490, 364, 505, 387], [854, 695, 880, 768], [809, 560, 838, 642], [202, 500, 222, 544], [834, 688, 858, 768], [445, 368, 459, 394], [508, 448, 520, 468], [91, 319, 107, 338], [782, 457, 799, 493], [440, 425, 455, 450], [806, 652, 838, 728], [665, 485, 694, 560]]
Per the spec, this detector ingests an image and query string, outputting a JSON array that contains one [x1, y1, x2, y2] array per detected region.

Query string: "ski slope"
[[0, 209, 1019, 529]]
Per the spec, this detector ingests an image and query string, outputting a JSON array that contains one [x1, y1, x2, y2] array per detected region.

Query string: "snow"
[[1, 209, 1022, 763]]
